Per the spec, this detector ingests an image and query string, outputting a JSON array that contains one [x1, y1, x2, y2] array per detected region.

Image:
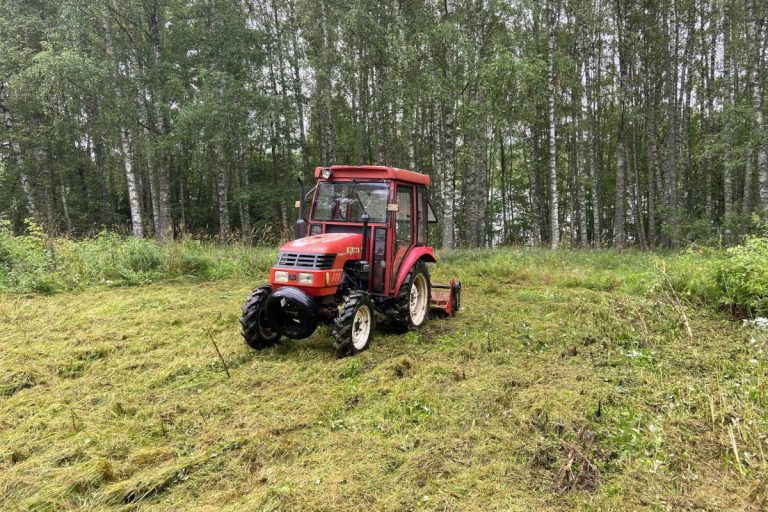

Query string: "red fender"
[[394, 247, 437, 293]]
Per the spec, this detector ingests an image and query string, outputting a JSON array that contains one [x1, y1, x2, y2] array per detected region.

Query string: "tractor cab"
[[240, 165, 460, 358], [300, 166, 438, 297]]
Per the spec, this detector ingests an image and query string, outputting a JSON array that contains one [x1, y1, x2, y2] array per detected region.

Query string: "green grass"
[[0, 226, 276, 294], [1, 247, 768, 510]]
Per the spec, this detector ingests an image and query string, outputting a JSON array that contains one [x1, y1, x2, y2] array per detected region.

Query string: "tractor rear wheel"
[[240, 286, 281, 350], [391, 261, 431, 331], [333, 292, 375, 358]]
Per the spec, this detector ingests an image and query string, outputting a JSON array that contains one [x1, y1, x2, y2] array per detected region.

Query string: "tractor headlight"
[[320, 168, 332, 179], [297, 272, 313, 284], [274, 271, 289, 282]]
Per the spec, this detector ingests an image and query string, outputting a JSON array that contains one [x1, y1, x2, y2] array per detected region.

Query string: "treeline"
[[0, 0, 766, 248]]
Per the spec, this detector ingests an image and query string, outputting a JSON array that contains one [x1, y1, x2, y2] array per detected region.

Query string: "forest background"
[[2, 0, 767, 250]]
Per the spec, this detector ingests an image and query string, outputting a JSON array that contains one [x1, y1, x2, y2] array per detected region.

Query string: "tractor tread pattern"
[[332, 291, 370, 358], [390, 260, 430, 331]]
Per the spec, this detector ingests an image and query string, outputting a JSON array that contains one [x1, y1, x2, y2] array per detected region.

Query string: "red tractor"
[[240, 165, 461, 357]]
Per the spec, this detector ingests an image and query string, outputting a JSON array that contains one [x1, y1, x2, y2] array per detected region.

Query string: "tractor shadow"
[[260, 324, 337, 359], [252, 312, 453, 361]]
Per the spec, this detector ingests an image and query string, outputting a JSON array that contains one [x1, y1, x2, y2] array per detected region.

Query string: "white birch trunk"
[[216, 152, 230, 241], [547, 9, 559, 250], [441, 108, 456, 250], [121, 129, 144, 238], [750, 0, 768, 213]]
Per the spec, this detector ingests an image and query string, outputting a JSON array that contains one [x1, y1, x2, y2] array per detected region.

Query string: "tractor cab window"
[[427, 201, 438, 223], [417, 186, 427, 244], [312, 182, 388, 223], [396, 186, 413, 242], [391, 184, 414, 290]]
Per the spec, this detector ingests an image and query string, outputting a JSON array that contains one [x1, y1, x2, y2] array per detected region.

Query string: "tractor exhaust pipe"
[[361, 211, 369, 261], [295, 177, 306, 239]]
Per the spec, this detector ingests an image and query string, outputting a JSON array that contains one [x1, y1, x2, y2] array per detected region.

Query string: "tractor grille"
[[276, 252, 336, 270]]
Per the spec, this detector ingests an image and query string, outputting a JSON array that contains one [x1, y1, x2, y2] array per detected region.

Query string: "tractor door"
[[390, 183, 414, 292]]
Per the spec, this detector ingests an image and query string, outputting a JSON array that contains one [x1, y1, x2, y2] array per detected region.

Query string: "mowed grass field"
[[1, 249, 767, 510]]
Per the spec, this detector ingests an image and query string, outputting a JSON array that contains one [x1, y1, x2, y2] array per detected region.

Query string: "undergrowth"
[[0, 221, 274, 294], [2, 219, 768, 315]]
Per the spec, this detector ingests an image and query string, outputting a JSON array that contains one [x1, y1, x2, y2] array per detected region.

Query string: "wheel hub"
[[409, 274, 428, 325], [351, 305, 371, 350]]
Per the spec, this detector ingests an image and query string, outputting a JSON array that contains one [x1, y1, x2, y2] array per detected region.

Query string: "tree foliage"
[[0, 0, 766, 248]]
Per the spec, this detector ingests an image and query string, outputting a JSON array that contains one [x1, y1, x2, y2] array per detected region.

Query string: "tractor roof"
[[313, 165, 430, 186]]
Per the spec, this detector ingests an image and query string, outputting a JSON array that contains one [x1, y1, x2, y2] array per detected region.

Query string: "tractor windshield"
[[313, 182, 389, 223]]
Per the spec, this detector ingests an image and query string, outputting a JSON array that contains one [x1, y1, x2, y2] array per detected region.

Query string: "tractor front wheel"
[[240, 286, 281, 350], [333, 292, 375, 358]]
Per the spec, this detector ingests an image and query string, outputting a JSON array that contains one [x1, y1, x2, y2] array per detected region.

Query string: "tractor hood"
[[279, 232, 363, 257]]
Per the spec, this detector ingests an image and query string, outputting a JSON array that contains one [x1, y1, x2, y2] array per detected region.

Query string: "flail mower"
[[240, 165, 461, 357]]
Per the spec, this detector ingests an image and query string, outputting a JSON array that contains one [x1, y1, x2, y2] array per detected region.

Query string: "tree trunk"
[[464, 80, 488, 248], [238, 144, 252, 236], [140, 90, 162, 241], [613, 0, 628, 249], [499, 130, 511, 244], [121, 129, 144, 238], [631, 94, 646, 249], [86, 101, 109, 226], [547, 2, 559, 250], [723, 8, 734, 227], [144, 2, 171, 242], [14, 144, 38, 222], [19, 169, 38, 221], [59, 175, 72, 233], [288, 9, 311, 173], [39, 157, 55, 232], [614, 122, 626, 250], [677, 2, 695, 215], [431, 97, 444, 217], [663, 2, 679, 246], [571, 39, 588, 249], [646, 100, 658, 248], [474, 126, 488, 247], [577, 128, 588, 248], [704, 8, 716, 229], [744, 150, 754, 214], [526, 131, 543, 246], [216, 150, 230, 240], [750, 0, 768, 213], [441, 106, 456, 249], [585, 45, 601, 248]]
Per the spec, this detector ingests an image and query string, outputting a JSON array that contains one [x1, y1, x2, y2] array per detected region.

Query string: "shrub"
[[716, 237, 768, 315], [0, 219, 59, 294]]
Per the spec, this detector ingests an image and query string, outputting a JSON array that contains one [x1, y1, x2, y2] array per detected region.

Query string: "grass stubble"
[[1, 248, 767, 510]]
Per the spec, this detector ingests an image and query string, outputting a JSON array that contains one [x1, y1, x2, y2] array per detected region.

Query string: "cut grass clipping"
[[2, 244, 768, 509]]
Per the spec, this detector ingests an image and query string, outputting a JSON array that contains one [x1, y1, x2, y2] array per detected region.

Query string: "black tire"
[[264, 286, 320, 339], [333, 292, 375, 358], [240, 286, 281, 350], [391, 260, 431, 331], [451, 281, 462, 316]]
